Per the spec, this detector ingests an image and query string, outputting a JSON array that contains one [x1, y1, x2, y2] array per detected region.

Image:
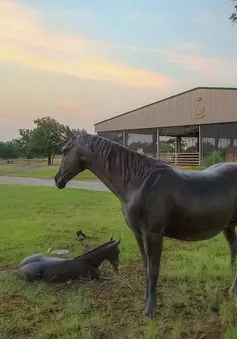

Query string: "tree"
[[16, 117, 87, 165], [230, 0, 237, 23], [0, 140, 20, 163], [72, 128, 87, 135], [98, 131, 123, 144], [17, 129, 36, 159], [160, 138, 187, 153], [30, 117, 67, 166]]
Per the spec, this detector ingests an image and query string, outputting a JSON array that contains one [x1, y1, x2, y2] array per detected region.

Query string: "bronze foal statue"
[[17, 237, 120, 283]]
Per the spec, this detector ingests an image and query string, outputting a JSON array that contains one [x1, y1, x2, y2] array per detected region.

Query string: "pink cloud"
[[57, 100, 87, 117], [0, 118, 11, 123], [173, 42, 202, 53], [58, 100, 78, 109], [113, 43, 237, 83], [0, 1, 172, 90]]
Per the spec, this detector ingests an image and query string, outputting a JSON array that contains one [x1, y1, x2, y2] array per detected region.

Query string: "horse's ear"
[[109, 235, 113, 241], [116, 238, 121, 246], [65, 126, 75, 139]]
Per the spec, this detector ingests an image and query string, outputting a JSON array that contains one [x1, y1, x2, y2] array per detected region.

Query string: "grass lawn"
[[0, 185, 237, 339]]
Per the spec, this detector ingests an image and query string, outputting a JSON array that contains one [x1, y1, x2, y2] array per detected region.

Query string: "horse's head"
[[54, 126, 88, 189]]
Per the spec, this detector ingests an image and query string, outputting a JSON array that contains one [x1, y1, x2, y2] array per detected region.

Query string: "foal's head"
[[105, 237, 121, 273], [54, 127, 88, 189], [80, 236, 121, 273]]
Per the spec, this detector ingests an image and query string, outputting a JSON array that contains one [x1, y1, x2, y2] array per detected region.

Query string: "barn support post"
[[175, 137, 178, 166], [198, 125, 202, 166], [122, 130, 127, 147], [176, 136, 181, 153], [156, 128, 160, 159]]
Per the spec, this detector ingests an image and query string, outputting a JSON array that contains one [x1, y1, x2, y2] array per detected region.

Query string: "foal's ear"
[[109, 235, 113, 241]]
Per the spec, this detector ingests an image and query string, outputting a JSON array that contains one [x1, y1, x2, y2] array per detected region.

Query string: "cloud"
[[0, 119, 11, 123], [193, 13, 216, 25], [173, 42, 202, 53], [57, 100, 87, 117], [0, 1, 172, 90], [131, 10, 159, 25], [1, 1, 235, 95], [58, 100, 78, 109], [113, 43, 237, 83], [161, 52, 237, 82]]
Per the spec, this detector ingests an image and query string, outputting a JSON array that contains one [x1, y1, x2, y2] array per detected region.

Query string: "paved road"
[[0, 176, 109, 192]]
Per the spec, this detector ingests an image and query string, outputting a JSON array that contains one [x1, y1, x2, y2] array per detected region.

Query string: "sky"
[[0, 0, 237, 141]]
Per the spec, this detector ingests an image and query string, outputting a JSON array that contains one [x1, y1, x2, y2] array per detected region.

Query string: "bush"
[[202, 150, 225, 168]]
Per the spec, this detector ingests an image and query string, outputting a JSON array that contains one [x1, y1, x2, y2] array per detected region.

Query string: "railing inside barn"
[[147, 152, 200, 167], [160, 152, 200, 167]]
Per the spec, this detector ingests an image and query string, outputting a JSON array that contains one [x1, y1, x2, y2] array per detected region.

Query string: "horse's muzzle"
[[54, 174, 66, 189]]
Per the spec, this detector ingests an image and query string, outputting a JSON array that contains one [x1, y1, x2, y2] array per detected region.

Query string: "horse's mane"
[[82, 133, 173, 183], [73, 240, 118, 260]]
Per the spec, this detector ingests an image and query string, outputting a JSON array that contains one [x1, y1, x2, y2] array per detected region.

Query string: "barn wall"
[[94, 88, 237, 132]]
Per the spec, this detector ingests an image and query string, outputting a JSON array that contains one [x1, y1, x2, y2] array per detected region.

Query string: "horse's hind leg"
[[223, 221, 237, 267]]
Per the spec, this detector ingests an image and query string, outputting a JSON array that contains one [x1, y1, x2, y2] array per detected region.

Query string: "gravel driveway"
[[0, 176, 109, 192]]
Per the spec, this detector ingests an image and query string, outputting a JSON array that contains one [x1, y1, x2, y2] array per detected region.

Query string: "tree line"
[[0, 117, 87, 165]]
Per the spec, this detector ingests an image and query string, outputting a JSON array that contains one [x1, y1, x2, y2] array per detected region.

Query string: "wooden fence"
[[0, 156, 62, 167], [146, 152, 200, 167]]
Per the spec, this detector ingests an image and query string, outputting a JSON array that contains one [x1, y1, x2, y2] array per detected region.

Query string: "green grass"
[[0, 167, 21, 173], [0, 185, 237, 338]]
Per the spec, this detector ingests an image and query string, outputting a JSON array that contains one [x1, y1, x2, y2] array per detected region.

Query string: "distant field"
[[0, 185, 237, 338], [0, 161, 204, 182], [0, 166, 98, 181], [0, 157, 62, 167]]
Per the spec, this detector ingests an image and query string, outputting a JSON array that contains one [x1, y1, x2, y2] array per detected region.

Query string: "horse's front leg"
[[223, 223, 237, 267], [144, 230, 163, 316], [229, 271, 237, 295], [134, 231, 148, 299]]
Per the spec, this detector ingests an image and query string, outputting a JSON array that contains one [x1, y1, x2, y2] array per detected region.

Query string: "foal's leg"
[[144, 231, 163, 315], [223, 223, 237, 267]]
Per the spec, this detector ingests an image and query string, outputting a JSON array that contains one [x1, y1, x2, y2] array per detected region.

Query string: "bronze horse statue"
[[54, 128, 237, 315], [17, 237, 120, 283]]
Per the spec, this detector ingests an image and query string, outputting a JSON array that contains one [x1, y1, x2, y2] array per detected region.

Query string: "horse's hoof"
[[229, 286, 237, 295], [143, 308, 155, 317]]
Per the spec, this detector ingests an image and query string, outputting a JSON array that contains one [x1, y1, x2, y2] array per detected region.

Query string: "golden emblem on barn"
[[194, 106, 205, 119]]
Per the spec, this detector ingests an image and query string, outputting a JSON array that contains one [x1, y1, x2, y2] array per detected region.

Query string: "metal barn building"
[[94, 87, 237, 167]]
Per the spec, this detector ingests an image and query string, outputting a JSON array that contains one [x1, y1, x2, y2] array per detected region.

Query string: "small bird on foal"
[[76, 230, 86, 242]]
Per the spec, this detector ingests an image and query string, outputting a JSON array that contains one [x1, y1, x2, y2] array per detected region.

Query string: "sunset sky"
[[0, 0, 236, 140]]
